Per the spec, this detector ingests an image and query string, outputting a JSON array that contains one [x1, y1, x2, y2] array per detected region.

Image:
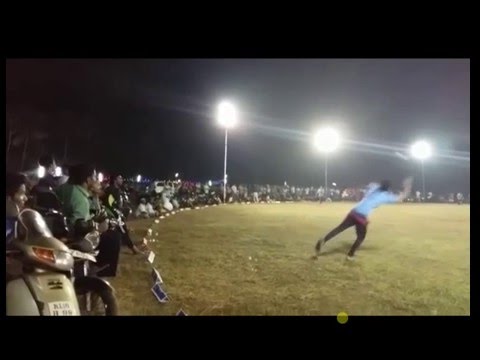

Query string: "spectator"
[[56, 164, 122, 277], [6, 173, 28, 218], [102, 174, 141, 254], [135, 198, 157, 218]]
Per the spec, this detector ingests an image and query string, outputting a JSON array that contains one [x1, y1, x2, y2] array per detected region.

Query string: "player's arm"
[[396, 176, 413, 202], [364, 182, 380, 197]]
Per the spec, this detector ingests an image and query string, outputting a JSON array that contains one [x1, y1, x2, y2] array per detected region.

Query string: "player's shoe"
[[315, 239, 325, 256]]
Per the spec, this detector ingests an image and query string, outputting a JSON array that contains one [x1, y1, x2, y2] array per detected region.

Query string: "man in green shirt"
[[56, 178, 93, 228], [56, 164, 121, 277]]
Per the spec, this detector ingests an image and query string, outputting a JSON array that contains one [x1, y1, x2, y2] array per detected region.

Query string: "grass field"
[[110, 202, 470, 316]]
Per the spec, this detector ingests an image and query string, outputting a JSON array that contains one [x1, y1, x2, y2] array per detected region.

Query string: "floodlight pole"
[[421, 160, 425, 201], [325, 156, 328, 200], [223, 128, 228, 203]]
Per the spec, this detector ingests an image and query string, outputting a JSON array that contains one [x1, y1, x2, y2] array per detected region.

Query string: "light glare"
[[217, 101, 238, 128], [314, 128, 341, 153], [410, 140, 432, 160], [37, 166, 46, 178]]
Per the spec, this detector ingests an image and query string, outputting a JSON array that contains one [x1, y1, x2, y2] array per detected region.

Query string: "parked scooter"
[[6, 209, 81, 316], [30, 188, 119, 315], [6, 209, 119, 316]]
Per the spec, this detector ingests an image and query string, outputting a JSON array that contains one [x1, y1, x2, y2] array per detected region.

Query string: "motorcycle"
[[28, 187, 69, 240], [67, 217, 119, 316]]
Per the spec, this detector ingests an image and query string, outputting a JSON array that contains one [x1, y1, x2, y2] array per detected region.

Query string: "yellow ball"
[[337, 311, 348, 324]]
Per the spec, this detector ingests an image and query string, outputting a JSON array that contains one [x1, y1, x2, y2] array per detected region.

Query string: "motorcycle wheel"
[[74, 277, 119, 316]]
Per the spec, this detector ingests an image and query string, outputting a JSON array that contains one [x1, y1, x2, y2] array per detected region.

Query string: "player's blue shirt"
[[353, 183, 399, 217]]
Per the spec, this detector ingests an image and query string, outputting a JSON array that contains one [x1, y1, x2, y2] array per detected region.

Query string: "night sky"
[[6, 59, 470, 193]]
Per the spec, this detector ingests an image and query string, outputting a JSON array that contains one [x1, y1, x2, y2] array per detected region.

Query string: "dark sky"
[[6, 59, 470, 193]]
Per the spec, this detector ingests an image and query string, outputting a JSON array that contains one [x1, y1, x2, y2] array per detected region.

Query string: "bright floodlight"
[[98, 172, 104, 183], [208, 180, 212, 187], [217, 101, 238, 128], [175, 173, 179, 178], [37, 166, 46, 178], [54, 166, 63, 177], [136, 174, 142, 183], [314, 127, 341, 153], [410, 140, 432, 160]]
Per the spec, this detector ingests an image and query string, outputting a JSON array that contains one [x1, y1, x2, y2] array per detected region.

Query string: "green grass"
[[110, 203, 470, 316]]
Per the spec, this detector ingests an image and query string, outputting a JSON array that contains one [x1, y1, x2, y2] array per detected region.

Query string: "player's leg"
[[315, 214, 355, 255], [346, 223, 367, 259]]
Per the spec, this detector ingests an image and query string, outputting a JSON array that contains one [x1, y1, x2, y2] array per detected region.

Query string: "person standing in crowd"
[[102, 174, 141, 254], [427, 192, 433, 202], [415, 191, 421, 202], [89, 178, 111, 233], [253, 185, 259, 203], [231, 184, 238, 203], [103, 174, 125, 216]]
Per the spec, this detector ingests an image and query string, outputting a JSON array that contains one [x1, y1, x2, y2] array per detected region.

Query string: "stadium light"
[[410, 140, 432, 160], [313, 127, 341, 199], [98, 172, 104, 183], [410, 140, 433, 199], [136, 174, 142, 183], [314, 127, 341, 154], [208, 180, 212, 187], [175, 173, 179, 178], [216, 100, 239, 203], [217, 101, 238, 129]]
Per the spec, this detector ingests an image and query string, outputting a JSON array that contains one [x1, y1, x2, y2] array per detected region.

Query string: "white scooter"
[[6, 209, 81, 316], [6, 209, 119, 316]]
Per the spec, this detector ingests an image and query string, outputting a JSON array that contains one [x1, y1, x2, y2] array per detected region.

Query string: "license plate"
[[70, 250, 97, 263], [48, 301, 78, 316]]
